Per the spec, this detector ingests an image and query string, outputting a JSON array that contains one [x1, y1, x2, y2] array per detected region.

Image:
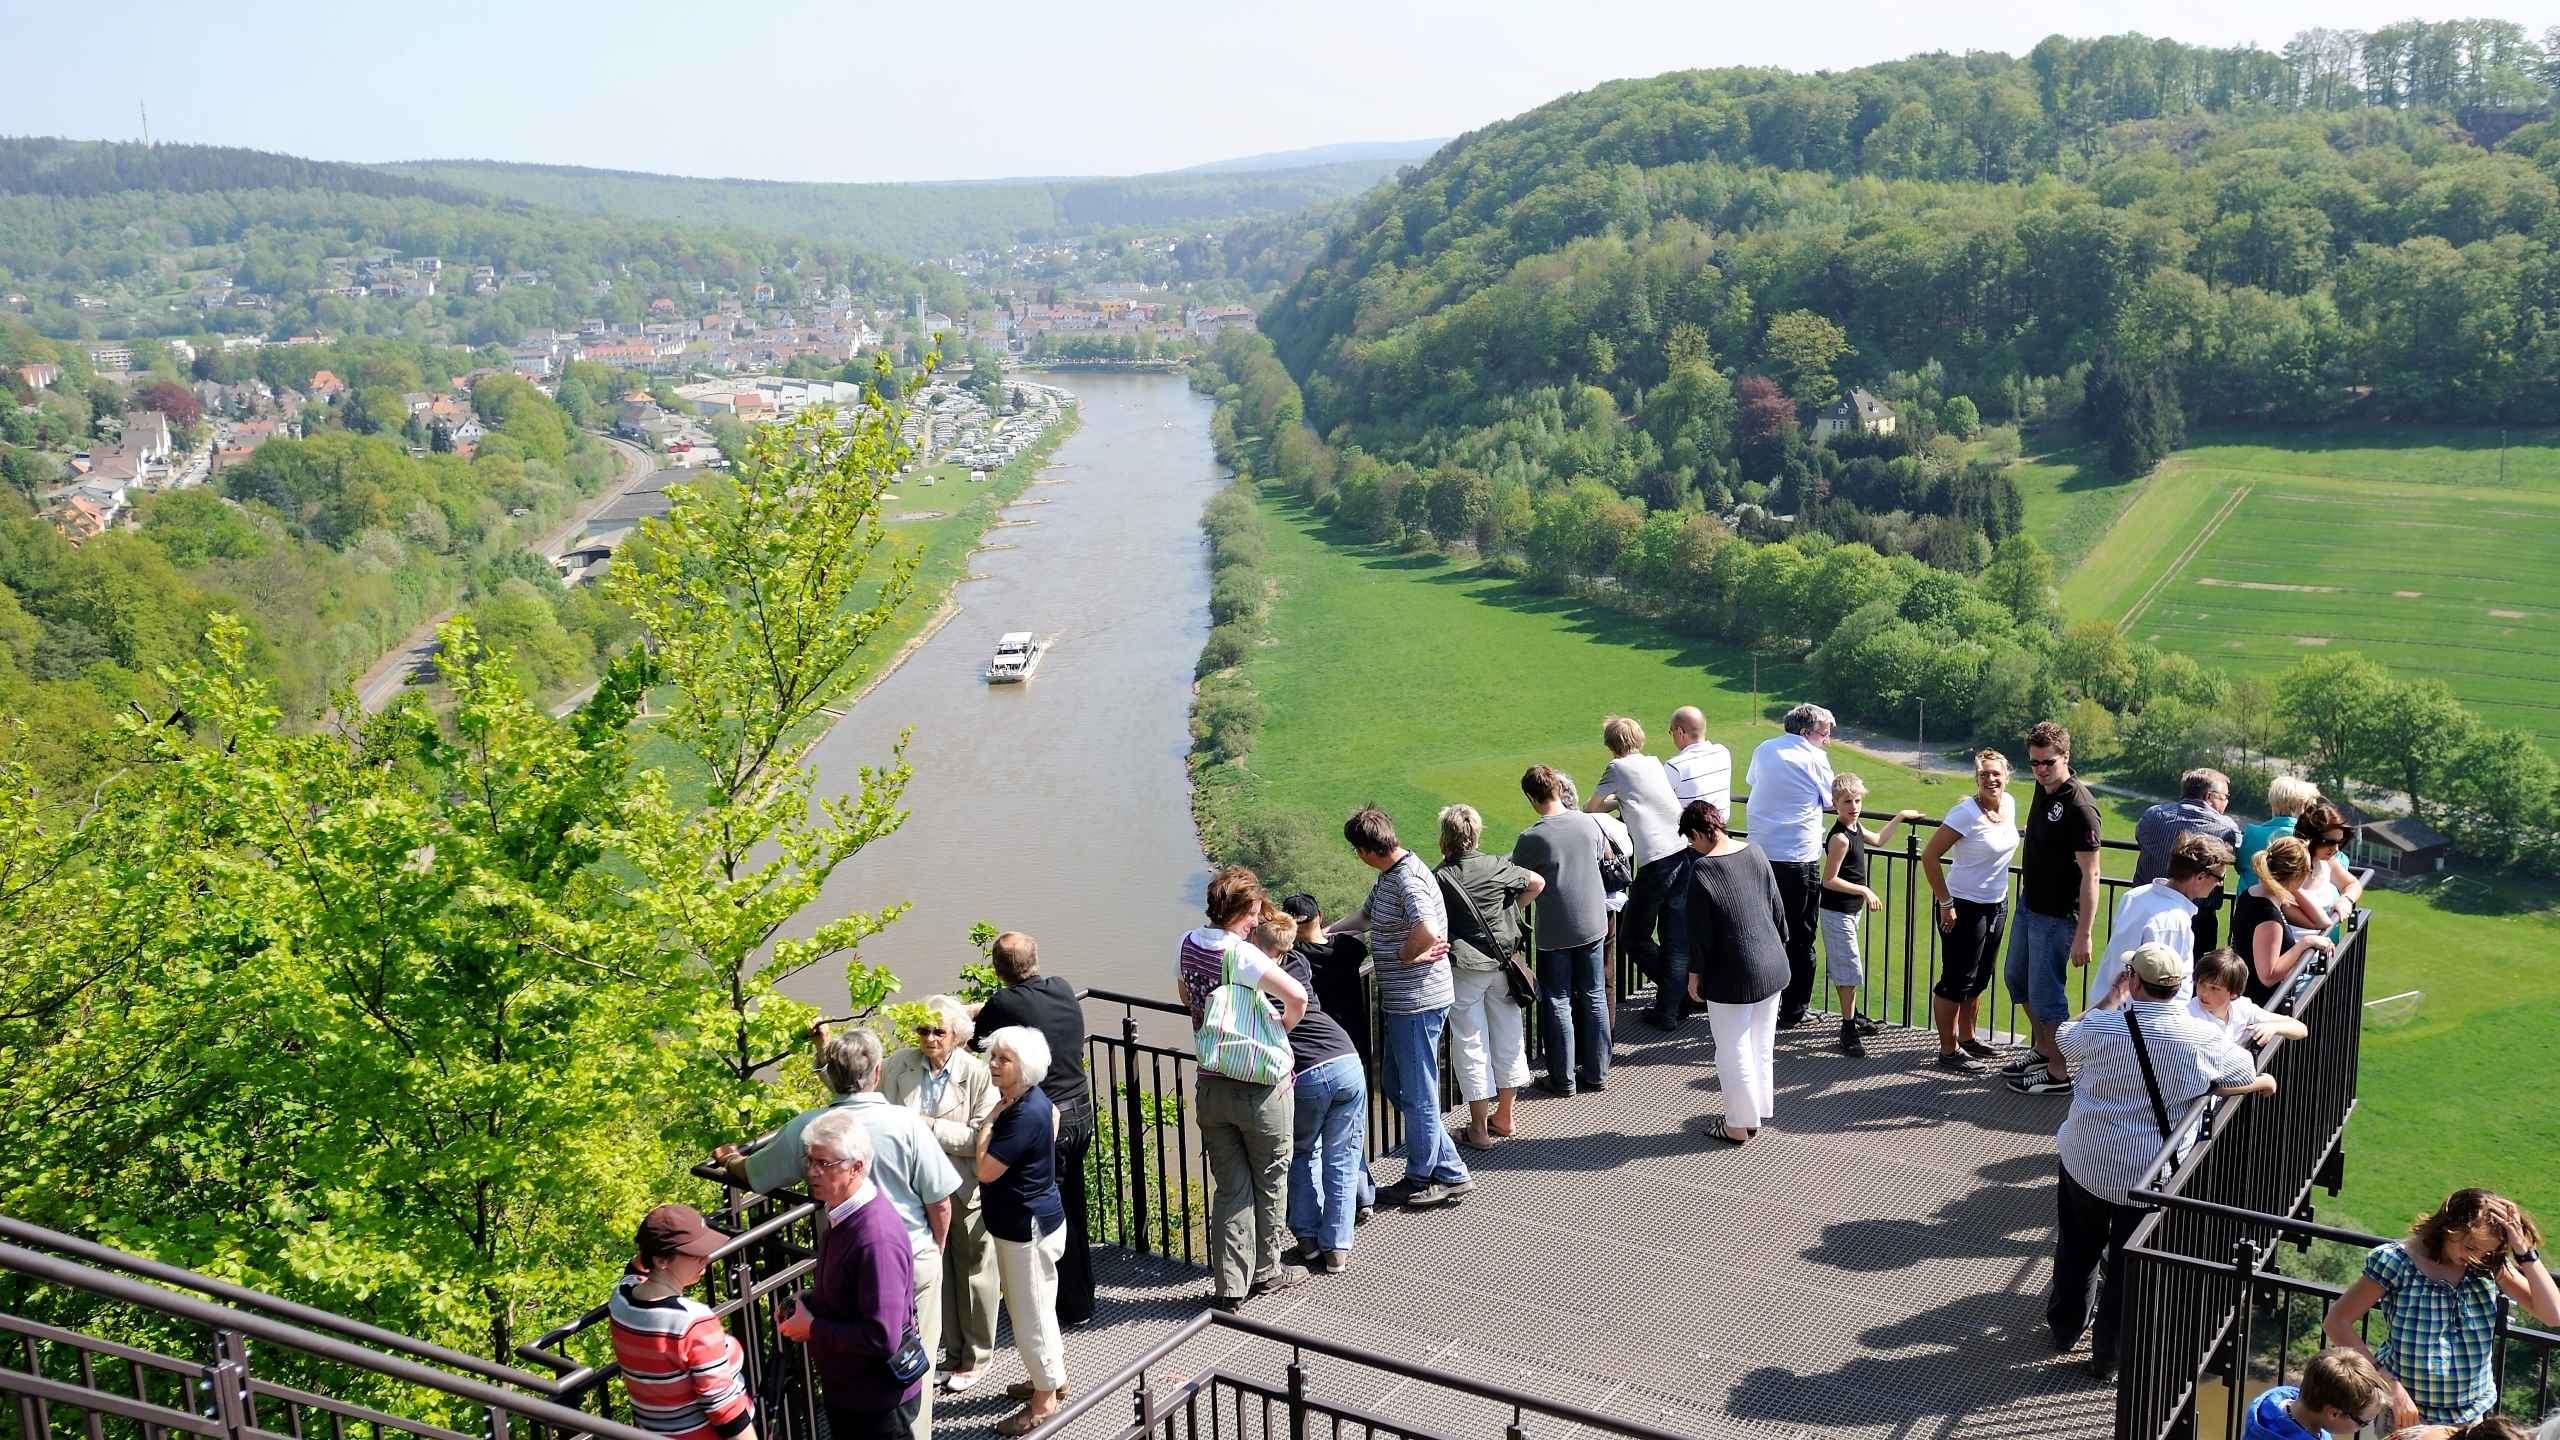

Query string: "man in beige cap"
[[2048, 941, 2274, 1383]]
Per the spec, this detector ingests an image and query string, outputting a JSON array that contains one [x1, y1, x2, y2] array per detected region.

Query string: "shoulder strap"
[[1437, 863, 1504, 962], [2122, 1007, 2174, 1141]]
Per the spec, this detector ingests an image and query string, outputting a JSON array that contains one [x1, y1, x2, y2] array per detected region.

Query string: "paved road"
[[353, 435, 661, 713]]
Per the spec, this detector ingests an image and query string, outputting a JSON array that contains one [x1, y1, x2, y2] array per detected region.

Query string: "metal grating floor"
[[937, 1017, 2114, 1440]]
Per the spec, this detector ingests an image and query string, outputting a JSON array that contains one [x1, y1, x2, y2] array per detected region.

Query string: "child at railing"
[[2187, 949, 2307, 1055], [1816, 772, 1920, 1057], [2243, 1346, 2389, 1440]]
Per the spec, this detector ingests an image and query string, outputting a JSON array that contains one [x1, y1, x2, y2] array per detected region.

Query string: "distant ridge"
[[1173, 139, 1445, 174]]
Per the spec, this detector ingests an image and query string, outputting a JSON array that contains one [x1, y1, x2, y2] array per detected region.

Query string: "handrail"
[[0, 1214, 568, 1393], [0, 1240, 657, 1440], [1024, 1308, 1703, 1440], [515, 1193, 821, 1373]]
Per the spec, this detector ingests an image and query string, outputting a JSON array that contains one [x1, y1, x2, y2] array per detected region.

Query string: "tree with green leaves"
[[605, 377, 918, 1108], [1762, 311, 1852, 407], [2276, 652, 2390, 796]]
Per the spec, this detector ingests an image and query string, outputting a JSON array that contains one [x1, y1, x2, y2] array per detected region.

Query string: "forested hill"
[[0, 137, 484, 204], [385, 153, 1420, 256], [1266, 21, 2560, 471]]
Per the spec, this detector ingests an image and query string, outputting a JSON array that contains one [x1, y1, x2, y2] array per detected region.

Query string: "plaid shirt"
[[2366, 1241, 2501, 1423]]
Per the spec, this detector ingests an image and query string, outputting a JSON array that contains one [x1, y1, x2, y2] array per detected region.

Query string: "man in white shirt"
[[2086, 832, 2234, 1011], [1663, 706, 1732, 818], [1744, 703, 1836, 1028]]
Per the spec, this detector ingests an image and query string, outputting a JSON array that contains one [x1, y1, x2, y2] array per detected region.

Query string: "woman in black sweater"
[[1675, 801, 1793, 1144]]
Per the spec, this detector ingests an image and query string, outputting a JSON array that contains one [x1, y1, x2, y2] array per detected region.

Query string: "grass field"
[[1234, 482, 2556, 1232], [2043, 428, 2560, 749]]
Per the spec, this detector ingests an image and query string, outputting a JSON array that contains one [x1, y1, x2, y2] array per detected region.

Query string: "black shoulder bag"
[[1587, 814, 1633, 896], [1437, 867, 1538, 1009], [2122, 1007, 2174, 1143]]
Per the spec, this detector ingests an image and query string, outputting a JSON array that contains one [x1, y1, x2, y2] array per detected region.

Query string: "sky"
[[1, 0, 2549, 183]]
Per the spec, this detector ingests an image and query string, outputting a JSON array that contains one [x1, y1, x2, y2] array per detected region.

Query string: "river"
[[775, 371, 1219, 1012]]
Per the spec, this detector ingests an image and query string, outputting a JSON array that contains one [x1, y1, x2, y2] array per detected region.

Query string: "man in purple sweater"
[[777, 1109, 919, 1440]]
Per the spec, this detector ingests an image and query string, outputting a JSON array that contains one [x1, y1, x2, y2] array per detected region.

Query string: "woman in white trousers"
[[1673, 800, 1794, 1144]]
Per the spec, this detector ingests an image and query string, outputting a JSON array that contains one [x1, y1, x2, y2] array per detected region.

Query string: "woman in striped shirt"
[[608, 1205, 757, 1440]]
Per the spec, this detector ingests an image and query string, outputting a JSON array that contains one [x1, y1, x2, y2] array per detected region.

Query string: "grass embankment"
[[625, 407, 1080, 777], [1208, 479, 2555, 1230], [2026, 427, 2560, 750]]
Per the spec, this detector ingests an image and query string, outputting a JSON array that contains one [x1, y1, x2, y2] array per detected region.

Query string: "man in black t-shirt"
[[968, 931, 1095, 1325], [2001, 721, 2103, 1097]]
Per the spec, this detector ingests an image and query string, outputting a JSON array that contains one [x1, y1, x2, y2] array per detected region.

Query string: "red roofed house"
[[306, 370, 347, 400]]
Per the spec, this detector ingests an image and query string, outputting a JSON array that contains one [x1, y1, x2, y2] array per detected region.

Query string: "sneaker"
[[1849, 1014, 1881, 1036], [1839, 1022, 1867, 1058], [1997, 1053, 2041, 1078], [1959, 1038, 2004, 1061], [1534, 1078, 1577, 1099], [1438, 1178, 1477, 1203], [2085, 1354, 2119, 1384], [1577, 1077, 1607, 1093], [1320, 1250, 1350, 1274], [1208, 1295, 1246, 1315], [1934, 1051, 1986, 1074], [2007, 1069, 2074, 1096], [1385, 1179, 1451, 1208], [1355, 1204, 1375, 1227], [1250, 1263, 1311, 1296], [1776, 1010, 1813, 1030]]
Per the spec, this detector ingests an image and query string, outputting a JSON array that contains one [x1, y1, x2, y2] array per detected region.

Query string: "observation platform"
[[940, 1017, 2113, 1440]]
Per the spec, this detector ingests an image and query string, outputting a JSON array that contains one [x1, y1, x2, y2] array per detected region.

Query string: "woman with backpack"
[[1175, 865, 1309, 1313], [1434, 804, 1546, 1152]]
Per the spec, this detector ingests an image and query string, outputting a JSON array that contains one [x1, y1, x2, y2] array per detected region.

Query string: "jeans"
[[2050, 1159, 2150, 1364], [1770, 859, 1823, 1019], [2005, 907, 2077, 1024], [1536, 939, 1610, 1090], [1447, 966, 1529, 1102], [1194, 1071, 1293, 1300], [1383, 1008, 1469, 1187], [1288, 1054, 1367, 1253]]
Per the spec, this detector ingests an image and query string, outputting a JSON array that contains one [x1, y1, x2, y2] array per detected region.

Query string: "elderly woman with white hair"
[[1433, 803, 1543, 1151], [884, 996, 998, 1396], [975, 1025, 1067, 1437]]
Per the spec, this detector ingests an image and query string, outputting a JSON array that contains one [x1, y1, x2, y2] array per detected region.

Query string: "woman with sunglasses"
[[2292, 799, 2365, 933], [883, 995, 998, 1396]]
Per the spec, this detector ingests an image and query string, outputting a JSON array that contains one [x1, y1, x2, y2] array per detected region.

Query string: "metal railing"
[[2108, 913, 2465, 1440], [1022, 1308, 1698, 1440], [0, 1219, 651, 1440]]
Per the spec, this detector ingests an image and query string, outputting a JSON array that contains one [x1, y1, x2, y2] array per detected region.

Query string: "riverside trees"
[[0, 391, 920, 1363]]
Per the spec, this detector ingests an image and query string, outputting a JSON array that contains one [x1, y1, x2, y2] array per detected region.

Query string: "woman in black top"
[[1816, 774, 1919, 1057], [1254, 913, 1368, 1271], [1675, 801, 1792, 1144], [976, 1027, 1066, 1434], [968, 932, 1094, 1326], [2236, 838, 2338, 1005]]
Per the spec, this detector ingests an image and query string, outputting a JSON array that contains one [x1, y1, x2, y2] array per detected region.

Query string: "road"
[[353, 434, 663, 713]]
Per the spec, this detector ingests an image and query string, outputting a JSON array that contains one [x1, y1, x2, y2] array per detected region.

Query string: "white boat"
[[986, 631, 1044, 684]]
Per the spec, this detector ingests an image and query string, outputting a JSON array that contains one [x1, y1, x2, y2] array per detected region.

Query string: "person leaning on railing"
[[2325, 1188, 2560, 1431], [1920, 748, 2019, 1074], [2237, 776, 2320, 899], [2292, 799, 2366, 932], [881, 996, 999, 1397], [1248, 908, 1366, 1274], [606, 1205, 757, 1440], [2049, 941, 2273, 1385], [2235, 838, 2340, 1006]]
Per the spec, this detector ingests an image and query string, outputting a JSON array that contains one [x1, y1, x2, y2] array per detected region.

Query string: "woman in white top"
[[1918, 749, 2021, 1073], [2291, 800, 2364, 933], [1587, 715, 1684, 866]]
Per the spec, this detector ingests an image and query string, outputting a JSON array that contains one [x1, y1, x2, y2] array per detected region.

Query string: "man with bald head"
[[968, 932, 1095, 1327], [1663, 706, 1732, 819]]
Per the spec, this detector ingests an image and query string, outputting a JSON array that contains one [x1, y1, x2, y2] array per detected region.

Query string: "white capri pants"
[[994, 1223, 1068, 1394], [1708, 994, 1781, 1130], [1448, 966, 1531, 1103]]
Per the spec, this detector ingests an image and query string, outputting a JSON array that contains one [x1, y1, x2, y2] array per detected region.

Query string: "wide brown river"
[[775, 371, 1218, 1012]]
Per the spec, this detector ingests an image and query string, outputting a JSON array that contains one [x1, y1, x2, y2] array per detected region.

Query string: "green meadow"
[[1226, 483, 2558, 1231]]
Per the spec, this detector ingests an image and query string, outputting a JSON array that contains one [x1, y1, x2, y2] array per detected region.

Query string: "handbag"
[[1589, 814, 1633, 896], [886, 1310, 930, 1386], [1437, 865, 1537, 1008], [1195, 939, 1291, 1083]]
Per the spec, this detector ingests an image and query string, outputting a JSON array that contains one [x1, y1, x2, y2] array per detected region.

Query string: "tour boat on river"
[[986, 631, 1045, 683]]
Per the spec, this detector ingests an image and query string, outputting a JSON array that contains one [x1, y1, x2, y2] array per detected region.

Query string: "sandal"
[[1003, 1382, 1071, 1404], [1453, 1127, 1497, 1152]]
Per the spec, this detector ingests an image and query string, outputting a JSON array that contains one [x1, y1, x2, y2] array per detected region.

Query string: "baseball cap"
[[636, 1203, 723, 1259], [1278, 893, 1321, 922], [2127, 941, 2192, 988]]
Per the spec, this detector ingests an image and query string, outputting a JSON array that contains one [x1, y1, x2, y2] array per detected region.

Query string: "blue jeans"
[[1538, 938, 1610, 1089], [1383, 1008, 1469, 1188], [1288, 1055, 1367, 1252], [2005, 908, 2076, 1024]]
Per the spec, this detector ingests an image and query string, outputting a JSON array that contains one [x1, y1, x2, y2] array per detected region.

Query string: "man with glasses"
[[775, 1111, 921, 1440], [715, 1028, 957, 1440], [2087, 833, 2235, 1010], [2004, 720, 2104, 1096], [883, 996, 999, 1396], [2132, 769, 2243, 950], [2243, 1346, 2390, 1440]]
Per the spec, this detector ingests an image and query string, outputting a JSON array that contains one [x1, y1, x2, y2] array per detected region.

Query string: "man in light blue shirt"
[[1743, 703, 1836, 1028]]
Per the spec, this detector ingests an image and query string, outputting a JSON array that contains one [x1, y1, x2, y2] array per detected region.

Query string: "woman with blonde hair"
[[1919, 749, 2019, 1073], [2327, 1189, 2560, 1430], [2237, 837, 2340, 1005], [1434, 803, 1542, 1149], [2238, 776, 2320, 896], [1588, 715, 1685, 866]]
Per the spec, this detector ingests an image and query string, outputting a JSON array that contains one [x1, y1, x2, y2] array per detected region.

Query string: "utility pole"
[[1917, 698, 1926, 767], [139, 101, 151, 147]]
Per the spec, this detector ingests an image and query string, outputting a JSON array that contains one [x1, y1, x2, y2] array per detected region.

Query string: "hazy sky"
[[2, 0, 2546, 182]]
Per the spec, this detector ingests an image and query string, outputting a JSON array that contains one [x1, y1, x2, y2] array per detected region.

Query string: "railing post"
[[207, 1329, 250, 1440], [1121, 1015, 1152, 1257], [1283, 1354, 1307, 1440], [2225, 1240, 2257, 1440], [1899, 826, 1919, 1028]]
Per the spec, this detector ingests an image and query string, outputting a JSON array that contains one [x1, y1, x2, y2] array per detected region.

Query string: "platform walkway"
[[934, 1017, 2115, 1440]]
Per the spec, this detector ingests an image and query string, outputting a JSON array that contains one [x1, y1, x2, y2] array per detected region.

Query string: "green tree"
[[1762, 311, 1852, 406], [2276, 652, 2389, 795], [2359, 677, 2477, 826]]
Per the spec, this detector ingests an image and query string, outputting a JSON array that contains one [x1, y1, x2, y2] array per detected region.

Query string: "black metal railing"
[[2110, 913, 2440, 1440], [0, 1218, 652, 1440], [1023, 1307, 1698, 1440]]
